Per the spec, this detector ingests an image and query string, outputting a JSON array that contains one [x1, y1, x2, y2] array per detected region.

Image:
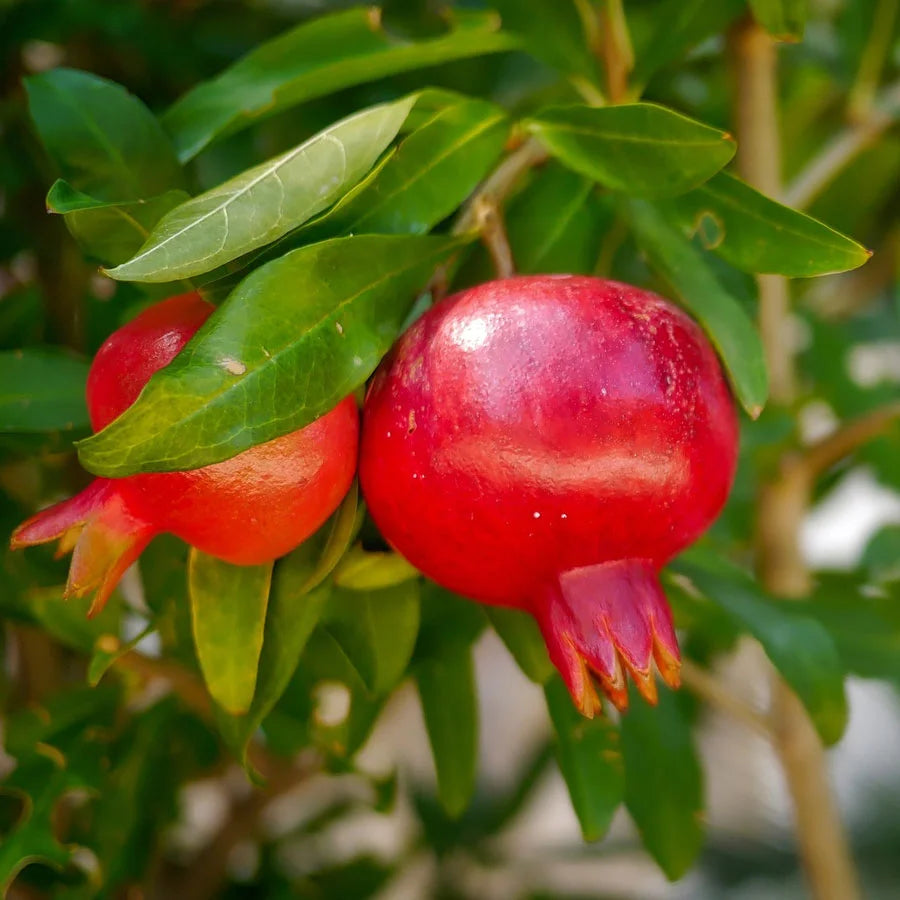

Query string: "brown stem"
[[784, 80, 900, 210], [732, 16, 863, 900], [797, 402, 900, 478], [680, 659, 773, 738], [599, 0, 633, 104], [474, 196, 515, 279]]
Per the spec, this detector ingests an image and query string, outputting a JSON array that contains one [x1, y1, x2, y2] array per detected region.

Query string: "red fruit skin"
[[360, 275, 738, 713], [12, 291, 359, 611], [86, 293, 359, 565]]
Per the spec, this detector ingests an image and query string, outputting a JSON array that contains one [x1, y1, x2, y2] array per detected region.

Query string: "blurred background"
[[1, 1, 899, 898]]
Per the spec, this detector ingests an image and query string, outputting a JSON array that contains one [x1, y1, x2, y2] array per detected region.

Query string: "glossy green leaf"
[[527, 103, 735, 197], [487, 607, 555, 684], [0, 349, 89, 432], [301, 94, 508, 240], [623, 198, 769, 417], [416, 642, 479, 818], [47, 179, 190, 267], [545, 676, 624, 841], [320, 580, 421, 696], [163, 8, 518, 161], [632, 0, 745, 86], [749, 0, 808, 39], [672, 554, 848, 744], [87, 625, 152, 687], [621, 686, 704, 880], [79, 233, 463, 476], [189, 550, 273, 715], [25, 68, 183, 201], [665, 172, 871, 277], [491, 0, 598, 79], [107, 97, 415, 282], [333, 547, 420, 590]]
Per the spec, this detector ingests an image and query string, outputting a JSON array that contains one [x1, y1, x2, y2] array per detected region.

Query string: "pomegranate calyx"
[[11, 479, 156, 617], [533, 559, 681, 717]]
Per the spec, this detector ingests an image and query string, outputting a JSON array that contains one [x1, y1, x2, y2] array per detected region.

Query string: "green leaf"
[[107, 97, 416, 283], [862, 525, 900, 582], [0, 349, 90, 432], [25, 68, 183, 201], [632, 0, 745, 86], [623, 197, 769, 418], [665, 172, 871, 277], [621, 687, 704, 880], [189, 550, 273, 715], [163, 8, 519, 161], [87, 626, 152, 687], [491, 0, 598, 79], [487, 607, 555, 684], [47, 179, 190, 267], [527, 103, 735, 197], [78, 233, 463, 476], [672, 554, 848, 744], [506, 162, 611, 274], [545, 676, 624, 842], [416, 642, 479, 818], [320, 580, 421, 696], [749, 0, 808, 40], [300, 93, 508, 240], [333, 547, 420, 590]]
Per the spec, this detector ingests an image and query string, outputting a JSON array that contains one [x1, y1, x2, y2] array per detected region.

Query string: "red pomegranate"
[[360, 275, 738, 715], [12, 292, 359, 615]]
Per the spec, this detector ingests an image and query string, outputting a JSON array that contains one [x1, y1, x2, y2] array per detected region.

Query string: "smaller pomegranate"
[[12, 292, 359, 614], [360, 275, 738, 715]]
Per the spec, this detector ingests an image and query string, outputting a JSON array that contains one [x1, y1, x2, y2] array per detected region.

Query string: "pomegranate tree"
[[360, 275, 739, 715], [12, 292, 359, 614]]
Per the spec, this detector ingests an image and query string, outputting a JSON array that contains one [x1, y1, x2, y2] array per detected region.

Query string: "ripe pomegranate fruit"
[[360, 275, 738, 715], [12, 292, 358, 615]]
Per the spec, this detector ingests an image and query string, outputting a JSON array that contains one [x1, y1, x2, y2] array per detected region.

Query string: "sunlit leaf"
[[107, 97, 415, 282], [333, 547, 420, 590]]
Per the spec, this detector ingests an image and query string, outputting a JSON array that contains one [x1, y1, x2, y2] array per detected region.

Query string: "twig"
[[680, 659, 773, 738], [474, 196, 515, 278], [599, 0, 633, 104], [847, 0, 899, 121], [732, 17, 863, 900], [795, 401, 900, 479], [452, 137, 549, 236], [784, 80, 900, 210]]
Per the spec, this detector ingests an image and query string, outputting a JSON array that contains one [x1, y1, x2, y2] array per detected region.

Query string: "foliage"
[[1, 0, 898, 898]]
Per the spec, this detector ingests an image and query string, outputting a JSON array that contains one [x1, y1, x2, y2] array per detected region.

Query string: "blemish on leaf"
[[220, 357, 247, 376], [335, 321, 344, 335], [694, 211, 724, 250]]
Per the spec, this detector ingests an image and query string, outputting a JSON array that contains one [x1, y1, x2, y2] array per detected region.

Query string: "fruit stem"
[[473, 195, 516, 278], [732, 16, 862, 900]]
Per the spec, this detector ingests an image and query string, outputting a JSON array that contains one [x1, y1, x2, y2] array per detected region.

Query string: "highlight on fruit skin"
[[11, 291, 360, 616], [359, 274, 739, 716]]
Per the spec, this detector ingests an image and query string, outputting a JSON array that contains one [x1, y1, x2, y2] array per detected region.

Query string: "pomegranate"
[[12, 292, 359, 615], [360, 275, 738, 715]]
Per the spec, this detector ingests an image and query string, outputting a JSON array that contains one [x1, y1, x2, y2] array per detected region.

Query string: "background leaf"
[[163, 8, 519, 160], [749, 0, 809, 40], [487, 607, 555, 684], [189, 550, 273, 715], [621, 687, 704, 880], [623, 197, 769, 417], [545, 676, 624, 841], [0, 350, 89, 432], [527, 103, 736, 197], [79, 233, 463, 476], [25, 68, 183, 201], [665, 172, 870, 277], [108, 97, 415, 282], [671, 554, 849, 744]]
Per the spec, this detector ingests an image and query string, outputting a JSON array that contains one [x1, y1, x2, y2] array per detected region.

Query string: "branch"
[[784, 80, 900, 210], [599, 0, 633, 104], [474, 195, 515, 279], [680, 659, 773, 738], [795, 402, 900, 479]]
